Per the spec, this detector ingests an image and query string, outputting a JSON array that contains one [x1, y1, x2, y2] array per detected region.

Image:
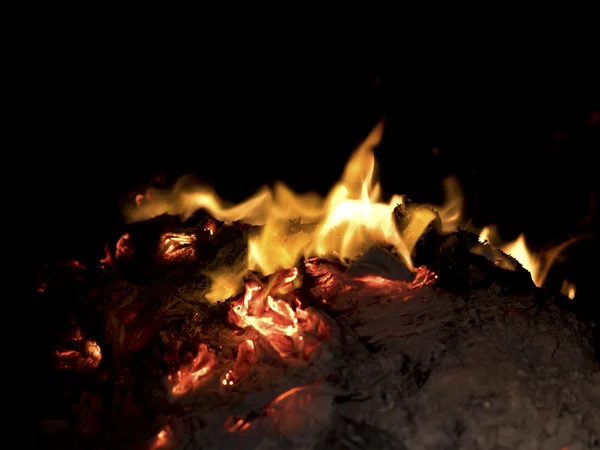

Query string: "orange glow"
[[115, 233, 133, 260], [159, 232, 196, 262], [54, 338, 102, 371], [222, 339, 255, 386], [228, 268, 328, 359], [167, 343, 217, 397], [224, 382, 320, 434], [150, 425, 172, 450], [99, 243, 113, 266], [124, 122, 460, 301]]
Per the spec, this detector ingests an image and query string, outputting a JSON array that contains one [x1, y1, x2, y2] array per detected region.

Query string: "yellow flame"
[[561, 280, 576, 300], [477, 226, 577, 287], [127, 122, 461, 301]]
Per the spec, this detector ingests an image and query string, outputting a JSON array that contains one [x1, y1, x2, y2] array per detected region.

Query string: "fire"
[[150, 425, 172, 450], [125, 122, 458, 300], [228, 268, 328, 359], [54, 338, 102, 371], [478, 226, 578, 287], [224, 382, 326, 435], [167, 343, 217, 397], [561, 280, 576, 300], [115, 233, 133, 260], [159, 232, 196, 262], [222, 339, 255, 386]]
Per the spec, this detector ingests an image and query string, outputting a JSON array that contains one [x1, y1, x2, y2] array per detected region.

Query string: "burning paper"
[[167, 343, 218, 398]]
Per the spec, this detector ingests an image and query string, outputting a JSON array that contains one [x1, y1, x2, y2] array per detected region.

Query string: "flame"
[[228, 268, 328, 359], [126, 122, 458, 300], [561, 280, 576, 300], [477, 226, 578, 287], [503, 234, 540, 277], [204, 268, 245, 303], [167, 343, 217, 397]]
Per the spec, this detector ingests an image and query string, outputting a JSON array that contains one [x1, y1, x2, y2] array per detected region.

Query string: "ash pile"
[[34, 201, 600, 450]]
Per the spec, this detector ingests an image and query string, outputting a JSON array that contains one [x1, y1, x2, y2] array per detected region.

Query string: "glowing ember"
[[85, 340, 102, 360], [66, 259, 86, 270], [304, 257, 438, 310], [115, 232, 133, 260], [54, 339, 102, 371], [225, 382, 329, 435], [228, 268, 329, 359], [159, 232, 196, 262], [222, 339, 255, 386], [135, 194, 145, 208], [203, 217, 217, 235], [150, 425, 172, 450], [167, 343, 217, 397], [99, 243, 113, 266]]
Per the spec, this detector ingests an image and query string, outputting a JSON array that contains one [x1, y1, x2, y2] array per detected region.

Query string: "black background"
[[28, 34, 598, 315]]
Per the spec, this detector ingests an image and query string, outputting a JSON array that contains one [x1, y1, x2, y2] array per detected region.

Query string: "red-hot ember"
[[203, 217, 217, 236], [222, 339, 255, 386], [228, 268, 329, 360], [167, 343, 218, 397], [99, 244, 113, 266], [159, 232, 196, 262], [150, 424, 172, 450], [305, 257, 438, 307], [115, 233, 133, 260], [54, 339, 102, 371]]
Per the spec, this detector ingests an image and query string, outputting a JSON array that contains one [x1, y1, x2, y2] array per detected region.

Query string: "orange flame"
[[125, 122, 459, 301], [167, 343, 217, 397]]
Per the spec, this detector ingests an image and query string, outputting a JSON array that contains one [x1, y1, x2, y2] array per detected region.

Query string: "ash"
[[177, 287, 599, 450], [36, 225, 600, 450]]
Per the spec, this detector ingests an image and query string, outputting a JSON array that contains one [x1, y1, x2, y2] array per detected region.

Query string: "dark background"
[[28, 38, 598, 316]]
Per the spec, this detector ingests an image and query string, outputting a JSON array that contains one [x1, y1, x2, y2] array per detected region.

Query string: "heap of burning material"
[[34, 123, 599, 449]]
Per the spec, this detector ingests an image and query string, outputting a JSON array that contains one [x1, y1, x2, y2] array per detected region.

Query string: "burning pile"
[[36, 123, 599, 449]]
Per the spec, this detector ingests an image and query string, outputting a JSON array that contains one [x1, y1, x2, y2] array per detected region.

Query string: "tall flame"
[[126, 122, 455, 301]]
